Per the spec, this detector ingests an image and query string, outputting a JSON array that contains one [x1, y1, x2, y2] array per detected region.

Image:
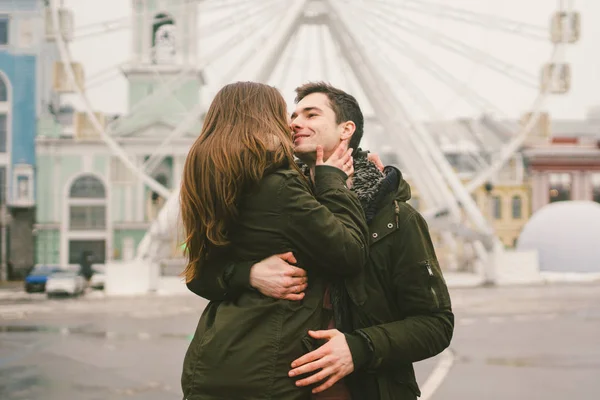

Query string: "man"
[[79, 251, 94, 286], [187, 82, 454, 399]]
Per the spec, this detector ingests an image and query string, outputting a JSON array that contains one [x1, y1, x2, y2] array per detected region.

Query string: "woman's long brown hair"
[[180, 82, 297, 283]]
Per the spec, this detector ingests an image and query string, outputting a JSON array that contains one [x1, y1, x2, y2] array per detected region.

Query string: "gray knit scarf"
[[300, 153, 388, 218], [351, 154, 387, 219]]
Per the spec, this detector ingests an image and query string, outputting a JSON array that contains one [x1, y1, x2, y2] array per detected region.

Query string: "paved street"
[[1, 282, 599, 399]]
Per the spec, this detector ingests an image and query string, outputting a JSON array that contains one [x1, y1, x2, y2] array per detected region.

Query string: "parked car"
[[46, 271, 86, 297], [90, 267, 105, 290], [24, 265, 62, 293]]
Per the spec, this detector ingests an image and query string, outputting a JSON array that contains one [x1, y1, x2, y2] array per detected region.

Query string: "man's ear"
[[340, 121, 356, 141]]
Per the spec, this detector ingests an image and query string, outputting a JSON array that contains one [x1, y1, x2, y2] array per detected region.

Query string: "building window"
[[68, 240, 106, 264], [512, 195, 522, 219], [16, 175, 28, 200], [69, 175, 106, 198], [0, 17, 9, 46], [549, 173, 571, 203], [593, 173, 600, 204], [492, 195, 502, 219], [69, 205, 106, 230], [68, 175, 106, 230], [67, 175, 107, 265], [0, 114, 6, 153]]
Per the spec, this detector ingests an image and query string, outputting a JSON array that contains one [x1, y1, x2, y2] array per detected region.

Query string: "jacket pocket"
[[376, 369, 420, 399], [419, 259, 451, 311]]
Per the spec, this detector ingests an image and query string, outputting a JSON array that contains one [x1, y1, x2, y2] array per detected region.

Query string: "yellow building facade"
[[406, 180, 531, 250], [471, 183, 531, 247]]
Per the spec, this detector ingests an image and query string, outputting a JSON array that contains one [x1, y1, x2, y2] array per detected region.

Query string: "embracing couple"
[[179, 81, 453, 400]]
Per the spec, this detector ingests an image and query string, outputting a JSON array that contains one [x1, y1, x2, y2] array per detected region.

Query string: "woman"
[[180, 82, 368, 400]]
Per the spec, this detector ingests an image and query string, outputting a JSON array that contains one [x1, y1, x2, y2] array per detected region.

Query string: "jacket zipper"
[[425, 261, 439, 308]]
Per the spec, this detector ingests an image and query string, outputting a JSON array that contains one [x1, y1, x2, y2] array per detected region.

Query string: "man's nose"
[[290, 116, 302, 130]]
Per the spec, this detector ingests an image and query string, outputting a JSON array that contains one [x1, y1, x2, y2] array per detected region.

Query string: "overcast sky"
[[63, 0, 599, 121]]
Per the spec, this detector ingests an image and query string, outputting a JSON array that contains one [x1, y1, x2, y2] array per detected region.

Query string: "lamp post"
[[483, 182, 496, 286], [0, 204, 12, 281]]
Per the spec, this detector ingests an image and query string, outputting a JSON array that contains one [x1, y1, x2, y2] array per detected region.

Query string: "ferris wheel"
[[49, 0, 580, 266]]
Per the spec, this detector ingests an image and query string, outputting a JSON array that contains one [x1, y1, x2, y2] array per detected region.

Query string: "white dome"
[[517, 201, 600, 273]]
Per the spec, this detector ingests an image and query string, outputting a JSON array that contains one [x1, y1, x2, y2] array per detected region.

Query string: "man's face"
[[290, 93, 352, 162]]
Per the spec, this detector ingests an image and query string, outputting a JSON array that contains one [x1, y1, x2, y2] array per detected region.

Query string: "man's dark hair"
[[295, 82, 364, 153]]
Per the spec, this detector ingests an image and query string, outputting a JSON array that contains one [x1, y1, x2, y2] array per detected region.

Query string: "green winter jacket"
[[181, 165, 369, 400], [188, 168, 454, 400]]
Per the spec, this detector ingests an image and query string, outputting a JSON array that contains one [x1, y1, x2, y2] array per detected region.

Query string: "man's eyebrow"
[[303, 107, 322, 113], [292, 107, 322, 118]]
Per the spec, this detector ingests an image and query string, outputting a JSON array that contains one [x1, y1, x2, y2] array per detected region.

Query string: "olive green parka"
[[188, 167, 454, 400], [181, 165, 369, 400]]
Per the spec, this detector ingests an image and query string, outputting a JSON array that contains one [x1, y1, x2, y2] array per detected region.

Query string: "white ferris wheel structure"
[[48, 0, 581, 283]]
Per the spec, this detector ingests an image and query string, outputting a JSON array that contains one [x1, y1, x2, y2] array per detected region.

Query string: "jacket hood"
[[384, 166, 411, 202]]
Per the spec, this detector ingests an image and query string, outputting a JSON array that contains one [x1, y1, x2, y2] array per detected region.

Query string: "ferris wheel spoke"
[[140, 101, 209, 175], [84, 71, 122, 92], [252, 0, 308, 83], [200, 0, 257, 13], [380, 61, 491, 173], [346, 3, 506, 118], [329, 31, 361, 106], [204, 1, 290, 83], [368, 35, 492, 162], [199, 3, 285, 71], [71, 2, 205, 41], [272, 29, 302, 90], [317, 26, 331, 82], [110, 27, 214, 135], [331, 1, 461, 213], [302, 26, 313, 81], [344, 3, 493, 233], [71, 17, 129, 41], [71, 9, 208, 131], [199, 0, 281, 39], [346, 6, 491, 209], [72, 15, 179, 41], [360, 2, 539, 89], [109, 71, 193, 135], [221, 17, 286, 84], [370, 0, 547, 41], [85, 58, 130, 86], [350, 15, 438, 116]]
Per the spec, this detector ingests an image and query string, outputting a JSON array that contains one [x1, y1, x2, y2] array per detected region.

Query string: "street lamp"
[[0, 204, 12, 281], [32, 227, 39, 267], [483, 182, 497, 286]]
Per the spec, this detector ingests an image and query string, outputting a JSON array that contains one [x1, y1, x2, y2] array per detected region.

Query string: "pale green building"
[[35, 0, 202, 268]]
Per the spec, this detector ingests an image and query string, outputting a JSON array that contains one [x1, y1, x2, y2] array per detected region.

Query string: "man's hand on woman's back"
[[249, 252, 308, 301]]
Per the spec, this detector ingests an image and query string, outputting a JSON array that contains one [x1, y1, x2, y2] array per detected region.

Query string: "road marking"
[[420, 348, 455, 400], [537, 313, 558, 321], [0, 311, 24, 320]]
